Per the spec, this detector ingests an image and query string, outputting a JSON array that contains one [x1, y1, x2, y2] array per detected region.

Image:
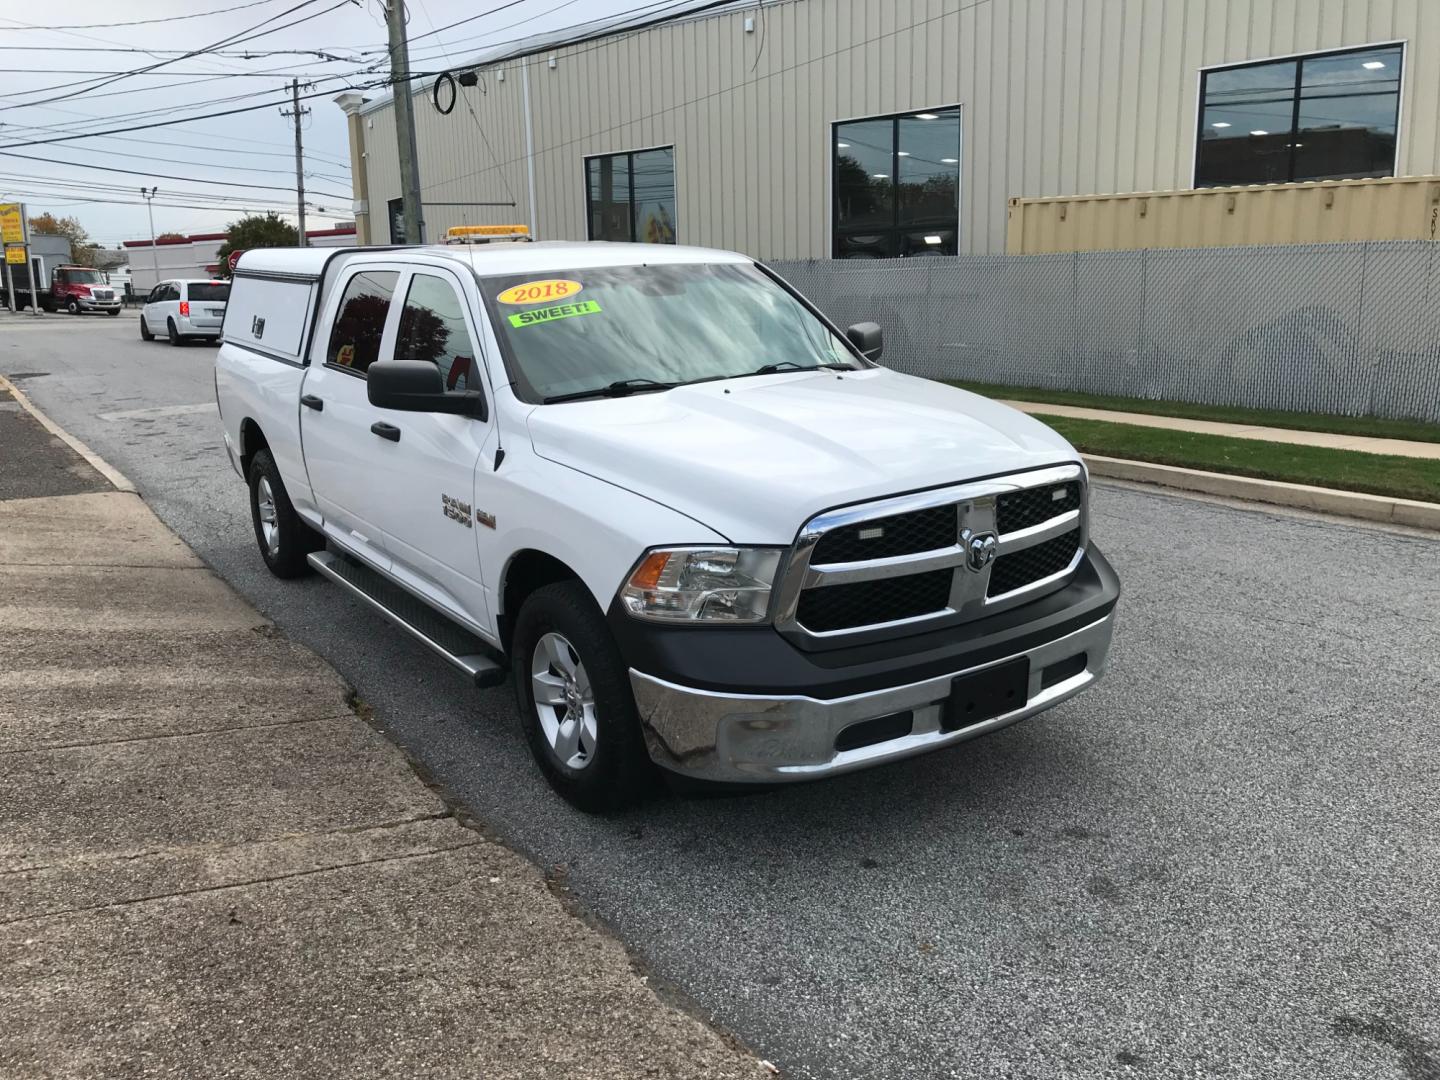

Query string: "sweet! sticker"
[[508, 300, 602, 328], [496, 279, 583, 305]]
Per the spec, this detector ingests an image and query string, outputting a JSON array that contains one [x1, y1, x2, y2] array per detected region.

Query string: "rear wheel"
[[513, 581, 655, 812], [166, 319, 181, 346], [139, 316, 154, 341], [246, 448, 321, 578]]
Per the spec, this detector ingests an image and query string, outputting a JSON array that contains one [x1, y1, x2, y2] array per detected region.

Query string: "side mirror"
[[367, 360, 486, 419], [845, 321, 883, 362]]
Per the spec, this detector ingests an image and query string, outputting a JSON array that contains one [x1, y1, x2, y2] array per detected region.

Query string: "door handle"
[[370, 421, 401, 442], [301, 394, 323, 411]]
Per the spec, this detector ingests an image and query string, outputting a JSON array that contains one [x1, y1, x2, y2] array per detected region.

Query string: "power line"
[[0, 0, 290, 32], [0, 114, 353, 167], [0, 78, 388, 149], [0, 148, 353, 201], [0, 0, 352, 113], [0, 135, 347, 180]]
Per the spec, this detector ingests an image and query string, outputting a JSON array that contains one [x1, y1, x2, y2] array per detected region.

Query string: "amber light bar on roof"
[[444, 224, 532, 244]]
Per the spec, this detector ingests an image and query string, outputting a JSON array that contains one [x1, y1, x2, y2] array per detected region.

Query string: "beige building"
[[339, 0, 1438, 259]]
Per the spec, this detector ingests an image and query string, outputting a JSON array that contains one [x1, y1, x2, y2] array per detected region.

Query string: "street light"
[[140, 187, 159, 288]]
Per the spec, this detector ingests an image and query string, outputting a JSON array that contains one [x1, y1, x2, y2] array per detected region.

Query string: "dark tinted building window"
[[387, 198, 404, 244], [395, 274, 478, 391], [326, 271, 399, 375], [585, 147, 676, 243], [834, 108, 960, 258], [1196, 44, 1402, 187]]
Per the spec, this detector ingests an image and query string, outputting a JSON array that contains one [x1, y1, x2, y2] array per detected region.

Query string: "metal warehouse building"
[[338, 0, 1440, 258]]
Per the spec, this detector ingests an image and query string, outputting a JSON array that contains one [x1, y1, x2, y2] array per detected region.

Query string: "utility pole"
[[384, 0, 424, 243], [280, 79, 309, 246], [140, 187, 159, 288]]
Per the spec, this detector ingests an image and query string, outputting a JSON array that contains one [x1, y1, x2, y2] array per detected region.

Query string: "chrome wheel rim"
[[530, 631, 597, 770], [256, 476, 280, 557]]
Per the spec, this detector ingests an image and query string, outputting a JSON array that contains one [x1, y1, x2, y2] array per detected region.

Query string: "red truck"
[[1, 263, 122, 315]]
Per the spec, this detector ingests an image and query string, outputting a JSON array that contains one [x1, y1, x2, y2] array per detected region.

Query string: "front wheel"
[[513, 581, 655, 812], [106, 308, 120, 317], [247, 448, 322, 578], [65, 299, 80, 315]]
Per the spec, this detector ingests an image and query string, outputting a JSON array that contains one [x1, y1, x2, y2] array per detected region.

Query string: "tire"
[[66, 299, 80, 315], [246, 448, 322, 578], [513, 581, 655, 812], [166, 319, 181, 346], [139, 316, 154, 341], [106, 309, 120, 317]]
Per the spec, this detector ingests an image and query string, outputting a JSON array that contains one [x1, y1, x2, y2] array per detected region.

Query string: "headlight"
[[620, 547, 784, 623]]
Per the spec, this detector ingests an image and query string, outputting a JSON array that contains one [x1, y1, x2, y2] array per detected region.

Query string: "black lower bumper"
[[608, 545, 1120, 701]]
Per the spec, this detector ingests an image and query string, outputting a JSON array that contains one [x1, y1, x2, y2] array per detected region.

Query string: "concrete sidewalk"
[[1001, 398, 1440, 460], [0, 388, 769, 1079]]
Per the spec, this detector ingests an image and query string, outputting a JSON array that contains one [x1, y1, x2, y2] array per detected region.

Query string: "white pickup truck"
[[214, 242, 1119, 811]]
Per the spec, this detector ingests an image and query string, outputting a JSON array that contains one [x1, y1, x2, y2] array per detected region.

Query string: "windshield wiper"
[[543, 378, 676, 404], [747, 360, 854, 377]]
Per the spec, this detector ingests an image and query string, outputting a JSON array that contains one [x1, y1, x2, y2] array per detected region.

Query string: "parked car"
[[214, 243, 1120, 811], [140, 279, 230, 345]]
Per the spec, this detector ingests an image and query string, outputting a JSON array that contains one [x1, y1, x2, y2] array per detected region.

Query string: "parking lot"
[[4, 312, 1438, 1079]]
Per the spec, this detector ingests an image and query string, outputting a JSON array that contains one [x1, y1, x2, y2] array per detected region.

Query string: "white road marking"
[[99, 402, 217, 422]]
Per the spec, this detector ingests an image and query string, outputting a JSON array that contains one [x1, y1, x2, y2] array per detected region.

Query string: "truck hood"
[[525, 368, 1080, 542]]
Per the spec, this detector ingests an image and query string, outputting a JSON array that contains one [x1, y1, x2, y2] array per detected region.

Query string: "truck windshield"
[[62, 270, 104, 284], [479, 262, 862, 403]]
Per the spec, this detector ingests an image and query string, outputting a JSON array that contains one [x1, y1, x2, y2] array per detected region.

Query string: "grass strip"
[[1036, 414, 1440, 504], [946, 379, 1440, 445]]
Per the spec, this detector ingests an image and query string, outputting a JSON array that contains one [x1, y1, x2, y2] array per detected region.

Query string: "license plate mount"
[[941, 657, 1031, 732]]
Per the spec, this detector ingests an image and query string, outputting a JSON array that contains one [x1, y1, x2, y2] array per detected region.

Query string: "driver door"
[[367, 266, 495, 633]]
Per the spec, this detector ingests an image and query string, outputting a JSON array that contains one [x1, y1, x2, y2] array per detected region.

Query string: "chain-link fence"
[[769, 240, 1440, 422]]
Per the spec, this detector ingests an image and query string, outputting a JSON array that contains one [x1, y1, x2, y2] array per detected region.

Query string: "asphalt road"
[[5, 312, 1439, 1080]]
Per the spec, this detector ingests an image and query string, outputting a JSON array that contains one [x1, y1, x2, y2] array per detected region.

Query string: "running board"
[[308, 550, 508, 688]]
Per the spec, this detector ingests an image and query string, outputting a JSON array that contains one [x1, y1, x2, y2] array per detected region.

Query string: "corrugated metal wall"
[[357, 0, 1440, 258], [1007, 176, 1440, 252]]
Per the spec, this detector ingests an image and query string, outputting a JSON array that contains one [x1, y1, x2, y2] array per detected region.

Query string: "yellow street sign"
[[0, 203, 24, 246], [6, 246, 27, 264]]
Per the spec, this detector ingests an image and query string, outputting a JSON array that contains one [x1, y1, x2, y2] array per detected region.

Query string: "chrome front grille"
[[773, 464, 1087, 646]]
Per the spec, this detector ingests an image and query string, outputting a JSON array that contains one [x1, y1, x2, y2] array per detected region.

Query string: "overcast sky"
[[0, 0, 652, 251]]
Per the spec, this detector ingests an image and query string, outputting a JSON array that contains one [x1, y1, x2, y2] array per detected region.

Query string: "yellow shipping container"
[[1006, 176, 1440, 254]]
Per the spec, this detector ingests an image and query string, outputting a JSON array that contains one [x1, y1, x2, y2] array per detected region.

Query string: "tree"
[[215, 212, 299, 278], [28, 212, 97, 266], [156, 232, 188, 242]]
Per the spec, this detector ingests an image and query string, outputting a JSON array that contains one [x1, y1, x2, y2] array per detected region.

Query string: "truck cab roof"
[[231, 241, 752, 282]]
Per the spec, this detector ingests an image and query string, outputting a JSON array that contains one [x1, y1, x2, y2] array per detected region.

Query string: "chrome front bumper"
[[630, 612, 1115, 783]]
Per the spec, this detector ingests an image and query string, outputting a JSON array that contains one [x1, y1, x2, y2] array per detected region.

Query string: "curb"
[[1086, 454, 1440, 532], [0, 372, 136, 494]]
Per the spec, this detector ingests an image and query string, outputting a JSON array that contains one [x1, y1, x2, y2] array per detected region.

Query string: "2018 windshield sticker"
[[508, 300, 602, 328], [496, 279, 583, 305]]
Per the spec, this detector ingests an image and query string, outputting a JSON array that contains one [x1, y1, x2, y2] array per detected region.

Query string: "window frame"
[[393, 268, 487, 397], [582, 143, 678, 244], [1192, 40, 1407, 188], [829, 104, 963, 260], [323, 266, 404, 380]]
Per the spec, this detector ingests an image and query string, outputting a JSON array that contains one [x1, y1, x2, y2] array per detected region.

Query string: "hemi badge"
[[858, 526, 885, 540], [476, 510, 496, 530]]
